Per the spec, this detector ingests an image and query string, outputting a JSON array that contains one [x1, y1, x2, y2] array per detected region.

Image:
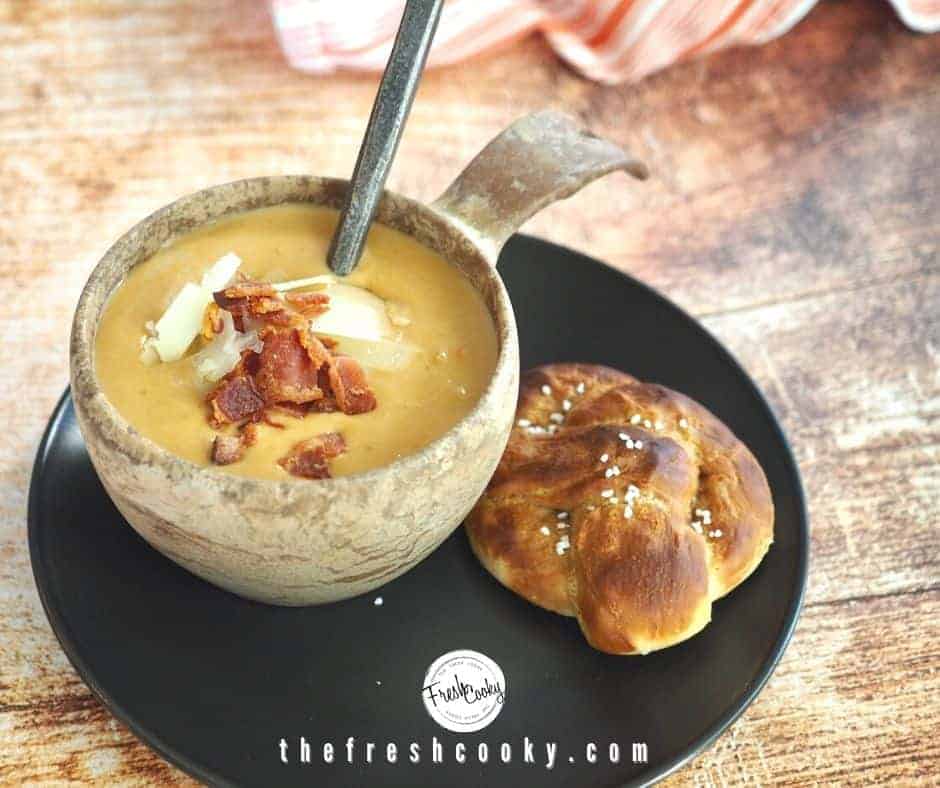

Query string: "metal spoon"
[[327, 0, 444, 276]]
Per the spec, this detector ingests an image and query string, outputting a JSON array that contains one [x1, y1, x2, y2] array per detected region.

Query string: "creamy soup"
[[95, 204, 498, 479]]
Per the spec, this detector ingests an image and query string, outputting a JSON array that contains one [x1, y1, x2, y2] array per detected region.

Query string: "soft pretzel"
[[466, 363, 774, 654]]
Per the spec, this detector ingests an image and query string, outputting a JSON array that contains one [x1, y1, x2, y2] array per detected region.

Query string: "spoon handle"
[[327, 0, 444, 276]]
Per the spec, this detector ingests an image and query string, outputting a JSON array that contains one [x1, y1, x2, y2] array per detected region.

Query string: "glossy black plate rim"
[[29, 234, 809, 787]]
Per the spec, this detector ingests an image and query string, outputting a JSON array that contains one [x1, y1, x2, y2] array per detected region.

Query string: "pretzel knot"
[[466, 364, 774, 655]]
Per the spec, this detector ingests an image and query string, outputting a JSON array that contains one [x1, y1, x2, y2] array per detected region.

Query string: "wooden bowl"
[[69, 111, 646, 605]]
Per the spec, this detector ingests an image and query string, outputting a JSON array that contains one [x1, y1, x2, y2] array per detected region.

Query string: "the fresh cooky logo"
[[422, 650, 506, 733]]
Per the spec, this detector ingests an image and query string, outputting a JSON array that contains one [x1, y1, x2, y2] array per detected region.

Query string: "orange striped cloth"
[[270, 0, 938, 84]]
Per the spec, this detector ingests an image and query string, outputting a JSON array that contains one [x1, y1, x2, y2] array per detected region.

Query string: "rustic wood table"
[[1, 1, 937, 784]]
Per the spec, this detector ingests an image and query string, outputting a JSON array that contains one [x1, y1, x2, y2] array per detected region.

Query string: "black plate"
[[30, 235, 808, 787]]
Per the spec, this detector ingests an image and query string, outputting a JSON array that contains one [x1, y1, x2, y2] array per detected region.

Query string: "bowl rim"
[[69, 174, 519, 495]]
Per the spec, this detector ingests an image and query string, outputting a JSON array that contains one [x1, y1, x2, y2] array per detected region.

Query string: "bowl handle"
[[431, 110, 648, 262]]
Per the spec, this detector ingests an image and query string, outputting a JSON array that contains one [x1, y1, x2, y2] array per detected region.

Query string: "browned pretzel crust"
[[465, 363, 774, 655]]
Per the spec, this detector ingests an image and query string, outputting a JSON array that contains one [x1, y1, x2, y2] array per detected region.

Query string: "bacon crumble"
[[211, 434, 243, 465], [254, 328, 325, 404], [207, 373, 265, 428], [284, 290, 331, 316], [210, 423, 259, 466], [327, 355, 378, 415], [278, 433, 347, 479], [205, 280, 377, 475]]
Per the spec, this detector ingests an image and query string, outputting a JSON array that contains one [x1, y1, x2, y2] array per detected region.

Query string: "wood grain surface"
[[1, 0, 938, 784]]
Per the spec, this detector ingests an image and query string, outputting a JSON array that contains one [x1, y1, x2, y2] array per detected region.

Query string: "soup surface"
[[95, 204, 498, 479]]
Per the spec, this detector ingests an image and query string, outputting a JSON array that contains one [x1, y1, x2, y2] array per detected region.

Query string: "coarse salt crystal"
[[619, 432, 629, 440], [644, 419, 652, 429], [540, 526, 551, 535], [576, 382, 585, 394], [541, 385, 551, 395], [562, 399, 572, 411], [679, 418, 689, 429], [557, 511, 568, 520], [517, 418, 531, 427], [624, 506, 633, 518], [601, 489, 614, 498], [631, 414, 641, 425], [635, 440, 644, 449], [374, 597, 384, 606], [600, 453, 609, 463], [550, 412, 564, 423]]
